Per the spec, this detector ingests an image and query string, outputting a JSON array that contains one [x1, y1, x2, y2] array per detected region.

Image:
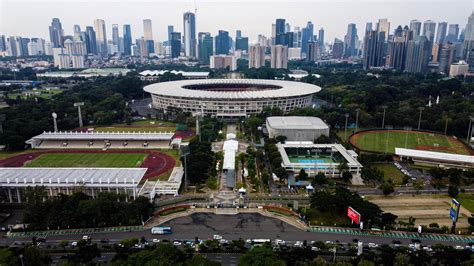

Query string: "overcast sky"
[[1, 0, 473, 43]]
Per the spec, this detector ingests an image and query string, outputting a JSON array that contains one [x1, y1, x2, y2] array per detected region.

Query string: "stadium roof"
[[30, 131, 174, 141], [266, 116, 329, 130], [143, 79, 321, 99], [0, 168, 146, 187], [395, 148, 474, 164], [139, 70, 210, 78]]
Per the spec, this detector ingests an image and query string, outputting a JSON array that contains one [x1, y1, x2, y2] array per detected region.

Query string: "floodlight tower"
[[73, 102, 84, 127], [51, 112, 58, 132]]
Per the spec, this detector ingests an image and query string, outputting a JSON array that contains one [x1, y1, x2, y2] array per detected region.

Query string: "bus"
[[246, 239, 271, 246], [151, 226, 172, 235]]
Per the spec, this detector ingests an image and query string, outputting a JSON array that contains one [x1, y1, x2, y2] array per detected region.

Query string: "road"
[[1, 213, 469, 247]]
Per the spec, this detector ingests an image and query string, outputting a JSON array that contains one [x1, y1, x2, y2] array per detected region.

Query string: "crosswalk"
[[309, 227, 474, 243], [8, 225, 144, 238]]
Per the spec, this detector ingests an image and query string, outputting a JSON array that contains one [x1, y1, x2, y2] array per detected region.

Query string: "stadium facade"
[[143, 79, 321, 117], [266, 116, 329, 141]]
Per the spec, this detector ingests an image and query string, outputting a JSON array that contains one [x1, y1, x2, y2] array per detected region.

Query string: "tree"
[[394, 253, 411, 266], [380, 182, 394, 196], [273, 167, 288, 180], [413, 180, 424, 193], [186, 255, 221, 266], [238, 246, 285, 266], [59, 240, 69, 251], [315, 134, 331, 144], [342, 171, 353, 182], [448, 185, 459, 198], [0, 248, 18, 266], [275, 135, 287, 144], [338, 162, 349, 177], [298, 169, 308, 181]]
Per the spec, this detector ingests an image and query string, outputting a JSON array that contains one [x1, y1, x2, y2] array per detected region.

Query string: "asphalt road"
[[1, 213, 469, 247]]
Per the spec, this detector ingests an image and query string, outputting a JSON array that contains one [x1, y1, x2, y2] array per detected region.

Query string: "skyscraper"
[[275, 18, 287, 45], [386, 26, 412, 70], [236, 30, 242, 39], [376, 19, 391, 36], [363, 30, 386, 69], [270, 45, 288, 69], [198, 32, 213, 64], [332, 38, 344, 59], [462, 12, 474, 67], [215, 30, 230, 55], [93, 19, 108, 56], [183, 12, 197, 58], [438, 43, 456, 74], [167, 25, 174, 44], [410, 20, 422, 36], [405, 36, 432, 73], [435, 22, 448, 44], [307, 41, 320, 62], [0, 35, 6, 52], [123, 24, 132, 55], [344, 23, 357, 58], [112, 24, 120, 54], [301, 21, 314, 57], [422, 20, 436, 42], [73, 25, 82, 41], [170, 32, 181, 58], [235, 37, 249, 51], [318, 28, 325, 50], [143, 19, 154, 55], [447, 24, 460, 43], [85, 26, 97, 55], [249, 44, 265, 68], [49, 18, 64, 48]]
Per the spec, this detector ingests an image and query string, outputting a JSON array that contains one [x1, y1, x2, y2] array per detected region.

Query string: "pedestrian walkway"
[[8, 225, 144, 238], [309, 226, 474, 243]]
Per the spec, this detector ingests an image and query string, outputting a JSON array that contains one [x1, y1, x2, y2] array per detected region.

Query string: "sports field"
[[288, 155, 335, 164], [26, 153, 147, 168], [350, 130, 471, 155]]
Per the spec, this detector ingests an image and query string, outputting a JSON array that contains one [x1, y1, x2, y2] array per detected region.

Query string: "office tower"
[[20, 38, 29, 56], [6, 37, 18, 56], [53, 46, 85, 69], [293, 27, 301, 48], [275, 18, 287, 45], [215, 30, 230, 55], [332, 38, 344, 59], [49, 18, 64, 47], [438, 44, 456, 74], [270, 45, 288, 69], [365, 22, 373, 33], [422, 20, 436, 41], [363, 30, 386, 69], [447, 24, 460, 43], [44, 42, 53, 55], [301, 21, 314, 57], [143, 19, 153, 41], [136, 38, 147, 58], [405, 36, 432, 73], [318, 28, 325, 50], [307, 41, 320, 62], [64, 39, 86, 56], [386, 26, 412, 70], [183, 12, 197, 58], [435, 22, 448, 44], [377, 19, 391, 36], [167, 25, 174, 44], [85, 26, 97, 54], [170, 32, 181, 58], [462, 12, 474, 67], [410, 20, 422, 36], [285, 23, 291, 33], [210, 55, 237, 70], [0, 35, 6, 52], [198, 32, 213, 64], [449, 60, 469, 77], [93, 19, 107, 56], [73, 25, 82, 41], [111, 24, 121, 54], [235, 37, 249, 51], [249, 44, 265, 68], [344, 23, 357, 58], [123, 24, 132, 55], [236, 30, 242, 39], [27, 38, 45, 55]]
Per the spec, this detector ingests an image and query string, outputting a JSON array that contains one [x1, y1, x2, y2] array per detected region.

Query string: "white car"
[[213, 235, 222, 240], [152, 239, 160, 243], [455, 245, 464, 250], [294, 241, 303, 247], [173, 241, 182, 246], [275, 239, 286, 246], [311, 246, 320, 251], [71, 241, 78, 247], [82, 235, 90, 240], [368, 243, 378, 248], [422, 246, 433, 252]]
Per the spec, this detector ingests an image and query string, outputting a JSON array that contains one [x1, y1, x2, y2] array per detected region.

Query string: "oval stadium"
[[143, 79, 321, 117]]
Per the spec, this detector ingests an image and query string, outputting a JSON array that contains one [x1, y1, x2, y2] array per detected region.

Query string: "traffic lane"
[[204, 253, 241, 266], [0, 213, 469, 246]]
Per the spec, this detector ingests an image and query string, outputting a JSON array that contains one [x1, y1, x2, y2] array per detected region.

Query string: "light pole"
[[73, 102, 84, 128], [355, 108, 360, 132], [444, 112, 450, 135], [180, 144, 190, 192], [344, 113, 349, 140], [467, 116, 474, 144], [417, 107, 424, 130], [385, 125, 393, 154], [52, 112, 58, 132], [381, 105, 387, 129], [404, 126, 412, 148]]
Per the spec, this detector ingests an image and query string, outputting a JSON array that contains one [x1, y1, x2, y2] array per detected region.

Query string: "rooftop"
[[30, 131, 174, 141], [395, 148, 474, 164], [266, 116, 329, 130]]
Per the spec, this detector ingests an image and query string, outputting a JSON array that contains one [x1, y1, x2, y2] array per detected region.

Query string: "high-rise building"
[[112, 24, 121, 54], [210, 55, 237, 70], [365, 22, 373, 33], [270, 45, 288, 69], [332, 38, 344, 59], [27, 38, 45, 56], [170, 32, 181, 58], [235, 37, 249, 51], [123, 24, 132, 55], [236, 30, 242, 39], [438, 43, 456, 74], [53, 46, 85, 69], [198, 32, 213, 64], [64, 39, 86, 56], [410, 20, 422, 36], [6, 36, 19, 57], [85, 26, 97, 55], [307, 41, 320, 62], [275, 18, 287, 45], [449, 60, 469, 77], [422, 20, 436, 42], [405, 36, 432, 73], [376, 19, 391, 36], [20, 38, 30, 56], [447, 24, 460, 43], [363, 30, 386, 69], [462, 12, 474, 67], [93, 19, 108, 56], [183, 12, 196, 58], [143, 19, 153, 41], [249, 44, 265, 68], [301, 21, 314, 57], [344, 23, 357, 58], [386, 26, 412, 70], [215, 30, 230, 55], [73, 25, 82, 41], [318, 28, 325, 51], [49, 18, 64, 48], [0, 35, 6, 52], [435, 22, 448, 44], [167, 25, 174, 44]]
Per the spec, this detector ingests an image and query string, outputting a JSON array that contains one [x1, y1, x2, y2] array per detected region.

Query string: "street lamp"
[[417, 107, 424, 130], [73, 102, 84, 128], [443, 112, 450, 135], [52, 112, 58, 132], [381, 105, 388, 129], [344, 113, 349, 140], [180, 144, 190, 192], [404, 126, 412, 148], [467, 116, 474, 144], [355, 108, 360, 132], [385, 125, 393, 154]]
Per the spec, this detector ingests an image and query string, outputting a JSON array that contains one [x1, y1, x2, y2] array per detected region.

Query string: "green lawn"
[[351, 130, 470, 155], [457, 194, 474, 214], [7, 89, 63, 100], [26, 153, 147, 168], [374, 163, 406, 185]]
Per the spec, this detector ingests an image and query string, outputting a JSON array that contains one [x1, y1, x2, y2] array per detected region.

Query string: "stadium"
[[143, 79, 321, 117]]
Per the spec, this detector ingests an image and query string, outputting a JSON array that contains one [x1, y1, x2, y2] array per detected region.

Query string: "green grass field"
[[7, 89, 63, 100], [26, 153, 147, 168], [374, 163, 406, 185], [457, 194, 474, 214], [350, 130, 471, 155]]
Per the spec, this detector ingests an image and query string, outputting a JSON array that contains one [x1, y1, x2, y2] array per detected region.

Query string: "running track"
[[0, 150, 176, 180]]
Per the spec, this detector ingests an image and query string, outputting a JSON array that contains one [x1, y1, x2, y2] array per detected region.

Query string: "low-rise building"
[[266, 116, 329, 142]]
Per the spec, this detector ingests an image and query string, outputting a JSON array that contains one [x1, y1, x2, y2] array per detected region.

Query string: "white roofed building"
[[266, 116, 329, 142], [395, 148, 474, 170]]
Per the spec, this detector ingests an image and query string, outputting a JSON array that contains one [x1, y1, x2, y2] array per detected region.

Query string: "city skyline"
[[1, 0, 472, 43]]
